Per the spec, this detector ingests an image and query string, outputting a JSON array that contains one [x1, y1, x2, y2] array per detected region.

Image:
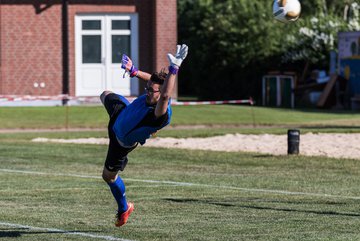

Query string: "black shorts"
[[103, 93, 137, 172]]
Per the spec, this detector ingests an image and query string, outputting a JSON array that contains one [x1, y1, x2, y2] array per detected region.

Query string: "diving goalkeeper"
[[100, 44, 188, 227]]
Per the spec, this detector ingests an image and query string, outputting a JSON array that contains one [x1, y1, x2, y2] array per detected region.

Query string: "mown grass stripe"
[[1, 168, 360, 200]]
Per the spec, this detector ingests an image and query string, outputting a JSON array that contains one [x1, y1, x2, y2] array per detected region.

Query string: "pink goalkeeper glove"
[[121, 54, 138, 77]]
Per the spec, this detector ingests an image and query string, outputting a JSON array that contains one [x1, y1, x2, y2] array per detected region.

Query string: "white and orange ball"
[[273, 0, 301, 23]]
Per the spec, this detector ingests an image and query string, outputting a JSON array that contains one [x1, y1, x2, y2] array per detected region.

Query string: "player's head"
[[145, 69, 167, 105], [150, 69, 167, 85]]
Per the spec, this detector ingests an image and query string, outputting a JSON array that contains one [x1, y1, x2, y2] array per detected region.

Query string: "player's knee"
[[102, 173, 110, 183], [102, 171, 111, 182], [100, 91, 112, 104], [102, 169, 117, 183]]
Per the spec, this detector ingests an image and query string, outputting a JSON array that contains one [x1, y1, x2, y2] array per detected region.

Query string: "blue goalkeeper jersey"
[[113, 94, 172, 146]]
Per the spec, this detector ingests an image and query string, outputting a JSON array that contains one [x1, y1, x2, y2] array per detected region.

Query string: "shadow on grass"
[[164, 198, 360, 217], [165, 198, 236, 207], [253, 154, 276, 158]]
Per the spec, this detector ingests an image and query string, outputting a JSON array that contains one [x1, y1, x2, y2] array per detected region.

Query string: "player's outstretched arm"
[[155, 44, 188, 118], [136, 70, 151, 81]]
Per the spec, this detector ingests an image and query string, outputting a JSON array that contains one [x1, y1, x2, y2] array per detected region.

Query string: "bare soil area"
[[32, 133, 360, 160]]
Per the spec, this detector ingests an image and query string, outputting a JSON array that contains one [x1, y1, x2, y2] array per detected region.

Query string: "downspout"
[[62, 0, 69, 105], [0, 4, 2, 94]]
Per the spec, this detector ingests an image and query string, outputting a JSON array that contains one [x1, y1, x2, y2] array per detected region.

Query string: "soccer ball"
[[273, 0, 301, 23]]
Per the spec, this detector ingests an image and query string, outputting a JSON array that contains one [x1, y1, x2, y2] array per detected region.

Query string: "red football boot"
[[115, 202, 134, 227]]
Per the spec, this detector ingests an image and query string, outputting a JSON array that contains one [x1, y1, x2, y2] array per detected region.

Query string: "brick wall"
[[0, 3, 62, 95], [0, 0, 177, 96], [154, 0, 177, 71], [154, 0, 178, 98]]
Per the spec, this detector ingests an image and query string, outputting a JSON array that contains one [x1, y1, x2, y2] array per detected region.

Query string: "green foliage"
[[282, 16, 348, 66], [178, 0, 360, 100], [179, 0, 286, 99], [282, 2, 360, 66]]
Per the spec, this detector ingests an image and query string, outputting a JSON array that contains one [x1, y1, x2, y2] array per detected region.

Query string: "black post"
[[62, 0, 69, 105], [287, 129, 300, 155]]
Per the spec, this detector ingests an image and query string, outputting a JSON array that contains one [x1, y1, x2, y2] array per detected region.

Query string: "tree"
[[178, 0, 360, 100], [283, 2, 359, 66]]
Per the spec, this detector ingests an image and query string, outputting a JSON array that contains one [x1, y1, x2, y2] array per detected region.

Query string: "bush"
[[178, 0, 360, 101]]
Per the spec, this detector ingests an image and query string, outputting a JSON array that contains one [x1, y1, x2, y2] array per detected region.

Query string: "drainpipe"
[[0, 4, 2, 94], [62, 0, 69, 105]]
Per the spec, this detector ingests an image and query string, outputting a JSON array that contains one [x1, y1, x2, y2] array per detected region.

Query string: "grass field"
[[1, 133, 360, 241], [1, 105, 360, 130], [2, 105, 360, 138], [1, 106, 360, 240]]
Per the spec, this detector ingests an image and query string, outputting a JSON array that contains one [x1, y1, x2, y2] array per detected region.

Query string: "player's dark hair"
[[150, 68, 167, 85]]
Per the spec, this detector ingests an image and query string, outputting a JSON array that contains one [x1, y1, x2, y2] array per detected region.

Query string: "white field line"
[[0, 222, 135, 241], [1, 168, 360, 200]]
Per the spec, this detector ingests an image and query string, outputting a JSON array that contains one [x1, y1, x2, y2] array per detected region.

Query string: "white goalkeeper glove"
[[167, 44, 188, 74]]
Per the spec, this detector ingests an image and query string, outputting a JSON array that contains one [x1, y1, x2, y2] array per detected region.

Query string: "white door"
[[75, 14, 139, 96]]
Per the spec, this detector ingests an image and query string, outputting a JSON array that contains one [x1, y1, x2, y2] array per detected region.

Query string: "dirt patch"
[[32, 133, 360, 160]]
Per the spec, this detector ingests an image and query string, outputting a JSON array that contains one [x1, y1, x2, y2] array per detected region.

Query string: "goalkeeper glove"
[[121, 54, 138, 77], [167, 44, 188, 75]]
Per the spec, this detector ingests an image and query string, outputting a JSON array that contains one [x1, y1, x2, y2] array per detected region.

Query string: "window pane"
[[112, 35, 130, 63], [82, 20, 101, 30], [82, 35, 101, 63], [112, 20, 130, 30]]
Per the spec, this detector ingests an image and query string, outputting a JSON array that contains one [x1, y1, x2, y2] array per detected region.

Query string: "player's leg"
[[101, 91, 135, 226], [103, 151, 134, 226], [102, 166, 134, 227], [102, 167, 129, 214], [103, 130, 137, 226]]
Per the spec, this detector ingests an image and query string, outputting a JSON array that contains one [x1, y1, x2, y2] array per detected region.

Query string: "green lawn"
[[1, 105, 360, 136], [0, 133, 360, 240], [1, 106, 360, 240]]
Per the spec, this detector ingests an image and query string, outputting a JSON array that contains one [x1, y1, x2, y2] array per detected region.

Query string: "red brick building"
[[0, 0, 177, 100]]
